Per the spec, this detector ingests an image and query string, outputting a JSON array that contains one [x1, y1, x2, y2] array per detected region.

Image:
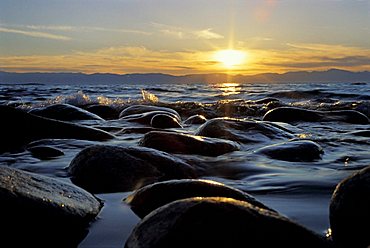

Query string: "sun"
[[214, 49, 247, 69]]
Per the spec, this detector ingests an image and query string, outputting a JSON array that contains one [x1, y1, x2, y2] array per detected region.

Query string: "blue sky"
[[0, 0, 369, 74]]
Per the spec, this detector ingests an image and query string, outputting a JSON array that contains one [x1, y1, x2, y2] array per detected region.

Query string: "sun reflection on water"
[[219, 82, 242, 96]]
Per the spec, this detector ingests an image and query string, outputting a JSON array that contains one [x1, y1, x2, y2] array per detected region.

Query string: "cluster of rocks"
[[1, 102, 369, 247]]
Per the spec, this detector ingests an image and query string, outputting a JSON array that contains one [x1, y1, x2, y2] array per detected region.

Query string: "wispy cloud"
[[0, 27, 71, 41], [151, 22, 224, 40]]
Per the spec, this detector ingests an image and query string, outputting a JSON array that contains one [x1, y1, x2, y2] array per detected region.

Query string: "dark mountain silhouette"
[[0, 69, 369, 84]]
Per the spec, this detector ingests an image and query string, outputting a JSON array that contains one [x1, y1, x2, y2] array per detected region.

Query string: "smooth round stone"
[[84, 104, 120, 120], [0, 166, 102, 246], [119, 105, 180, 119], [139, 131, 240, 156], [27, 145, 64, 159], [330, 166, 370, 248], [195, 117, 294, 143], [256, 140, 324, 162], [68, 145, 196, 193], [29, 103, 104, 121], [125, 197, 331, 248], [120, 111, 180, 125], [263, 107, 369, 124], [183, 115, 207, 125], [125, 179, 274, 218], [150, 114, 182, 128]]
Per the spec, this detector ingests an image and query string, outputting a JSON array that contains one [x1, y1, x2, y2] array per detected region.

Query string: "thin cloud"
[[0, 27, 71, 41]]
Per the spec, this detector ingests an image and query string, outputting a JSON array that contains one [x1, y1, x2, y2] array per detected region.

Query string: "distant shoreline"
[[1, 68, 369, 84]]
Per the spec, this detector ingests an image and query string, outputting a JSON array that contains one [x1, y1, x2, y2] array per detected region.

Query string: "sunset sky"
[[0, 0, 369, 75]]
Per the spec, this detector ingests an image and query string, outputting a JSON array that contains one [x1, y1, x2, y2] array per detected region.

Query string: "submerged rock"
[[0, 105, 114, 153], [68, 145, 196, 193], [119, 105, 180, 119], [195, 117, 294, 143], [139, 131, 240, 156], [27, 145, 64, 159], [125, 179, 274, 218], [0, 166, 102, 246], [125, 197, 331, 248], [183, 114, 207, 125], [263, 107, 369, 124], [256, 140, 324, 162], [330, 166, 370, 248], [29, 103, 104, 121], [150, 114, 182, 128]]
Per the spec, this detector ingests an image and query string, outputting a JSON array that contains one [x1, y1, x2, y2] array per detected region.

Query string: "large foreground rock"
[[263, 107, 369, 124], [139, 131, 240, 156], [125, 197, 331, 248], [68, 145, 196, 193], [330, 166, 370, 248], [0, 105, 114, 153], [0, 166, 102, 246], [195, 117, 294, 143], [125, 179, 274, 218]]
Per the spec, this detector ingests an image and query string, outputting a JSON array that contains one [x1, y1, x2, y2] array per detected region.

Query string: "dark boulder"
[[256, 140, 324, 162], [125, 197, 331, 248], [0, 166, 102, 247], [0, 105, 114, 153], [183, 114, 207, 125], [330, 166, 370, 248], [263, 107, 369, 124], [119, 105, 180, 119], [29, 103, 104, 121], [68, 145, 196, 193], [139, 131, 240, 156], [195, 117, 294, 143], [120, 111, 180, 125], [27, 145, 64, 159], [150, 114, 182, 128], [84, 104, 120, 120], [125, 179, 274, 218]]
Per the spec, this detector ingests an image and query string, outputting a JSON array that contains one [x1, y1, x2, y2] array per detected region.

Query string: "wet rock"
[[119, 105, 180, 119], [348, 130, 370, 137], [256, 140, 324, 162], [27, 145, 64, 159], [330, 166, 370, 248], [254, 97, 280, 104], [85, 104, 120, 120], [68, 145, 196, 193], [139, 131, 240, 156], [183, 114, 207, 125], [0, 166, 102, 246], [150, 114, 182, 128], [263, 107, 369, 124], [120, 111, 180, 125], [125, 179, 274, 218], [118, 127, 168, 134], [125, 197, 331, 248], [0, 105, 114, 153], [29, 103, 104, 121], [195, 117, 294, 143]]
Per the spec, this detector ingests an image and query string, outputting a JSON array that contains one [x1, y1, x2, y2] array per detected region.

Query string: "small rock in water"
[[256, 140, 324, 162], [125, 179, 274, 218], [0, 166, 102, 246], [329, 165, 370, 248], [27, 145, 64, 159], [150, 114, 182, 128], [84, 104, 120, 120], [263, 107, 369, 124], [68, 145, 196, 193], [29, 103, 104, 121], [139, 131, 240, 156], [125, 197, 331, 248], [183, 114, 207, 125], [195, 117, 294, 143], [119, 105, 180, 119]]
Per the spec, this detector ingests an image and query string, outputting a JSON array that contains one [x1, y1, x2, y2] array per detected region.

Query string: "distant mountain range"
[[0, 69, 369, 84]]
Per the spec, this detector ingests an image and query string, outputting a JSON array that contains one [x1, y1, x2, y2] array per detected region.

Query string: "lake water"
[[1, 81, 369, 247]]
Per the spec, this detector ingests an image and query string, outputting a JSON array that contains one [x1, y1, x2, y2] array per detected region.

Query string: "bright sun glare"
[[214, 49, 247, 69]]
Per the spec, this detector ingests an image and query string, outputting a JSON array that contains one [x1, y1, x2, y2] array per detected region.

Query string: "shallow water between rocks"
[[1, 82, 369, 247]]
